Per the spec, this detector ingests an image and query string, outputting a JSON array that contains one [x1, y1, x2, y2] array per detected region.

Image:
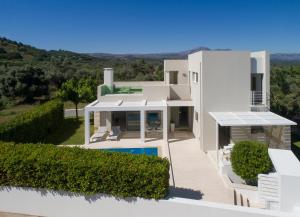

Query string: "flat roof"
[[209, 111, 296, 126], [269, 149, 300, 176], [85, 100, 167, 112]]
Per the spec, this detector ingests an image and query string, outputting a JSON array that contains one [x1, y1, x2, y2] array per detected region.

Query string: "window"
[[251, 126, 264, 134], [192, 72, 198, 83], [195, 111, 199, 121], [169, 71, 178, 84]]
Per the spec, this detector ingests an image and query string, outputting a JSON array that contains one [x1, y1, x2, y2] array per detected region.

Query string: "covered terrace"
[[84, 100, 168, 145], [209, 111, 297, 164]]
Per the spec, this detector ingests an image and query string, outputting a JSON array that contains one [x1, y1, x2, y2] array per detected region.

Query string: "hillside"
[[0, 37, 164, 107], [0, 37, 163, 82]]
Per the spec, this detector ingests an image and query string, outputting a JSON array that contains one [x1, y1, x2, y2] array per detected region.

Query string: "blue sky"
[[0, 0, 299, 53]]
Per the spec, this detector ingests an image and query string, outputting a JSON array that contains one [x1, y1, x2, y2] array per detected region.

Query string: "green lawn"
[[0, 104, 36, 124], [292, 130, 300, 147], [63, 101, 88, 109], [45, 117, 93, 145]]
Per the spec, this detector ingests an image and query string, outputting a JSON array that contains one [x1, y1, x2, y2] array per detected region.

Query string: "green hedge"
[[0, 143, 170, 199], [0, 100, 63, 143], [231, 140, 273, 184]]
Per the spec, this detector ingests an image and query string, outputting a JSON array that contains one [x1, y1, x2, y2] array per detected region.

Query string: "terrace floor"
[[167, 133, 233, 204], [82, 131, 233, 204]]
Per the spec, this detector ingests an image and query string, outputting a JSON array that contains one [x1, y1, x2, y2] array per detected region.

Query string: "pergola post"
[[140, 110, 145, 143], [84, 109, 90, 145], [163, 107, 168, 142]]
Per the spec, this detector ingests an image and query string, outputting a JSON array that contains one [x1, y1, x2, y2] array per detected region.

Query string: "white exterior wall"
[[104, 68, 114, 87], [164, 60, 189, 85], [188, 52, 202, 147], [199, 51, 251, 151], [0, 187, 296, 217], [250, 51, 270, 108]]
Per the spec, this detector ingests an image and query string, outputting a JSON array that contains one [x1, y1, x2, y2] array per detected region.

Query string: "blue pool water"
[[101, 147, 158, 156]]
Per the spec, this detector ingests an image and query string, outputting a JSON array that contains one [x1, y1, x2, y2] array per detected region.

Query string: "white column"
[[106, 111, 112, 131], [163, 107, 168, 142], [140, 110, 145, 143], [84, 109, 90, 145]]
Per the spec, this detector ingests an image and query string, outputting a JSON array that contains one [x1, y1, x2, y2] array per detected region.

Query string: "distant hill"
[[87, 48, 300, 64], [87, 47, 230, 60], [271, 53, 300, 63]]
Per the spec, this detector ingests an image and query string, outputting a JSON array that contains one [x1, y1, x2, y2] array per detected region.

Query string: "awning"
[[85, 100, 167, 112], [209, 111, 297, 126]]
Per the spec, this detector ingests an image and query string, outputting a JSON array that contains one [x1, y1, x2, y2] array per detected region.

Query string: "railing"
[[251, 91, 263, 105], [258, 173, 280, 210]]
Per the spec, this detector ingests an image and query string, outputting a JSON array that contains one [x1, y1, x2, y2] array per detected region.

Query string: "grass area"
[[63, 101, 88, 109], [292, 130, 300, 148], [0, 104, 36, 124], [45, 117, 93, 145]]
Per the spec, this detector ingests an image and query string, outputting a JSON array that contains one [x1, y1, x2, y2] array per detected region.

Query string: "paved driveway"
[[167, 135, 233, 204]]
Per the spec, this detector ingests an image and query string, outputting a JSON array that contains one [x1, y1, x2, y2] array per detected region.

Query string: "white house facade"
[[85, 50, 296, 152]]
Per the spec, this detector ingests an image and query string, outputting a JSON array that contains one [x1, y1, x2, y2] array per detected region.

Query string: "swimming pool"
[[100, 147, 158, 156]]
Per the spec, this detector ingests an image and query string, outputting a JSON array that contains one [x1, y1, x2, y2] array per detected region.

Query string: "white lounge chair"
[[90, 127, 107, 142], [107, 126, 121, 141]]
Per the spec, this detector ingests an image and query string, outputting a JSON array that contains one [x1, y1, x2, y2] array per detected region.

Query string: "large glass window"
[[147, 111, 161, 129], [126, 112, 140, 131]]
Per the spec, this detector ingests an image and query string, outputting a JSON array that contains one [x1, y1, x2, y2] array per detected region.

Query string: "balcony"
[[251, 90, 263, 105]]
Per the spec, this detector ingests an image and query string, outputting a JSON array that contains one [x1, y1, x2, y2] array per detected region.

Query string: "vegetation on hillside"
[[270, 63, 300, 120], [0, 37, 163, 108]]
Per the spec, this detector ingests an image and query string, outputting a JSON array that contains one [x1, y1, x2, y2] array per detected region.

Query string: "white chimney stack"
[[104, 68, 114, 87]]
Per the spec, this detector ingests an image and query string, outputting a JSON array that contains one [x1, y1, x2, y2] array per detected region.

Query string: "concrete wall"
[[170, 85, 191, 100], [268, 149, 300, 213], [0, 187, 296, 217], [198, 51, 251, 151], [164, 60, 189, 85]]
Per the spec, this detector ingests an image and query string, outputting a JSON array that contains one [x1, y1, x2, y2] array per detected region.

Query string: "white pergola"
[[84, 100, 168, 144], [209, 111, 296, 155], [209, 111, 297, 127]]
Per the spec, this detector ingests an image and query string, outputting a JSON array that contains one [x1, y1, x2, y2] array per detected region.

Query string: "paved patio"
[[83, 131, 234, 204], [166, 133, 234, 204]]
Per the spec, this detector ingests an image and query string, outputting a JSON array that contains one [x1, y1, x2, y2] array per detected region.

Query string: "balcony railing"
[[251, 91, 263, 105]]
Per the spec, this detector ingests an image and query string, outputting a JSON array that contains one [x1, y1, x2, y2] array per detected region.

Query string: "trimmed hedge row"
[[0, 100, 63, 143], [231, 140, 273, 184], [0, 143, 170, 199]]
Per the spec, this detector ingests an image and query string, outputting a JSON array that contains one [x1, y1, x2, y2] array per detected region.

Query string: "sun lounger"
[[90, 127, 107, 142], [107, 126, 121, 141]]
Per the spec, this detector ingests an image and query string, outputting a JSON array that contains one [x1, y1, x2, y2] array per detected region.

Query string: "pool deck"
[[79, 131, 233, 204]]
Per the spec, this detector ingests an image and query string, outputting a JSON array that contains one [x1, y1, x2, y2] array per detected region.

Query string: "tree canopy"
[[58, 78, 96, 118]]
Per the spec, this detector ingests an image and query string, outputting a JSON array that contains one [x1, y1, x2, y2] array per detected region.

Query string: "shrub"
[[0, 143, 170, 199], [231, 140, 273, 183], [0, 100, 63, 143]]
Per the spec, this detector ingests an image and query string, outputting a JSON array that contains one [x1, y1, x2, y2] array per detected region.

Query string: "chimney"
[[104, 68, 114, 87]]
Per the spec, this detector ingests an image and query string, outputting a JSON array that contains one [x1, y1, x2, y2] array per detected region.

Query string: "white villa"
[[83, 50, 300, 213], [85, 50, 296, 151]]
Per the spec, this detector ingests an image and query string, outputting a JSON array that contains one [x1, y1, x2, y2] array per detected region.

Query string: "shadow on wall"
[[0, 186, 139, 203], [168, 186, 203, 200]]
